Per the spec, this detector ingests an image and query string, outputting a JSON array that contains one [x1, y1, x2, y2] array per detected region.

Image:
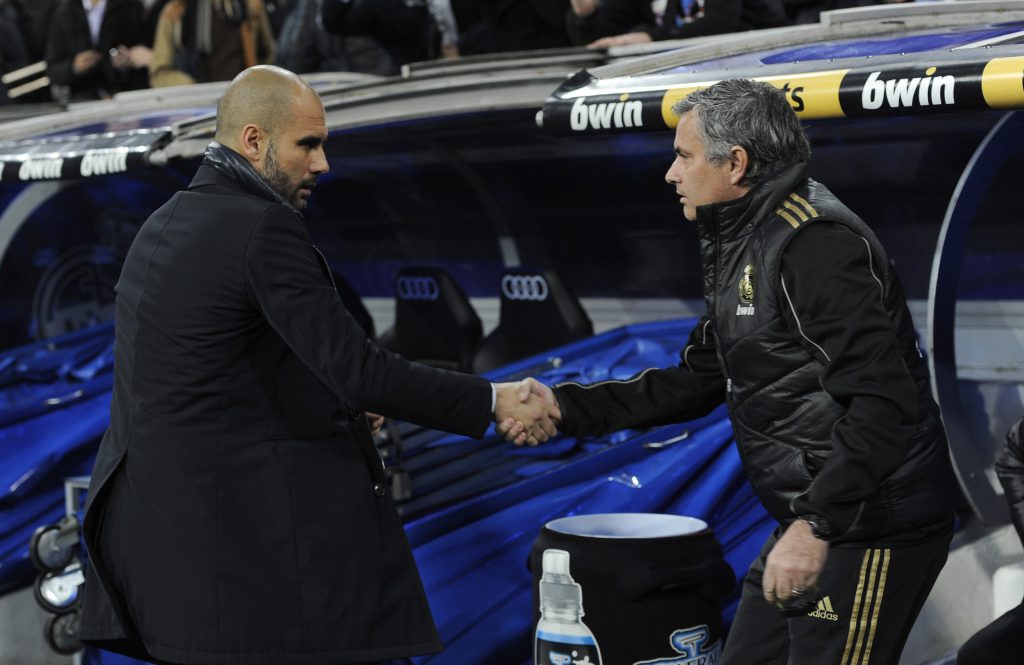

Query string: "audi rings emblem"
[[397, 276, 440, 301], [501, 275, 549, 301]]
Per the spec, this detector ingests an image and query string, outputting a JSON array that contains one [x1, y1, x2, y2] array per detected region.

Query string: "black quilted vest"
[[697, 163, 954, 543]]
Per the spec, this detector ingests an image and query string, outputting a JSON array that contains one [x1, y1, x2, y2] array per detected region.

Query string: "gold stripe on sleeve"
[[777, 208, 801, 228], [789, 192, 819, 218], [782, 199, 810, 222]]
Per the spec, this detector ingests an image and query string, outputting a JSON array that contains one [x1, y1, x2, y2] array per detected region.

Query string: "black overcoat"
[[78, 148, 492, 664]]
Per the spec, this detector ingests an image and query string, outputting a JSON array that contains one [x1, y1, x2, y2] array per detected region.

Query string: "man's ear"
[[728, 145, 749, 187], [240, 124, 263, 163]]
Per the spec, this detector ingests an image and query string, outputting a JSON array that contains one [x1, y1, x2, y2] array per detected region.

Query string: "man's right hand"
[[570, 0, 599, 17], [588, 31, 653, 48], [762, 519, 828, 605], [494, 379, 560, 446], [73, 50, 102, 74], [127, 45, 154, 68]]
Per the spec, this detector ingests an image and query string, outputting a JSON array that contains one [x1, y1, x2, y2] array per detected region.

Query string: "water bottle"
[[535, 549, 602, 665]]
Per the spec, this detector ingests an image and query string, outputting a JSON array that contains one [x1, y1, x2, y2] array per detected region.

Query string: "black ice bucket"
[[530, 513, 735, 665]]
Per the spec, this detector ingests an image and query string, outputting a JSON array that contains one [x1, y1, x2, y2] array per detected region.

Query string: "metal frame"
[[927, 111, 1024, 526], [64, 476, 90, 519], [58, 476, 90, 665]]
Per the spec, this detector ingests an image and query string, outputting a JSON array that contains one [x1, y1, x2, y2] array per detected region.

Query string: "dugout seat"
[[377, 267, 483, 372], [472, 268, 592, 373]]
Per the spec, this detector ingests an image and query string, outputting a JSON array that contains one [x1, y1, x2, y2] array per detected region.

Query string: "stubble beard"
[[260, 142, 304, 209]]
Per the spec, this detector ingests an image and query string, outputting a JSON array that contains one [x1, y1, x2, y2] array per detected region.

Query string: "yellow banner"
[[661, 69, 850, 126], [981, 56, 1024, 108]]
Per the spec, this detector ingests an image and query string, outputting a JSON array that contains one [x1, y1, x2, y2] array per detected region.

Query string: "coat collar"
[[695, 162, 808, 241], [189, 142, 298, 213]]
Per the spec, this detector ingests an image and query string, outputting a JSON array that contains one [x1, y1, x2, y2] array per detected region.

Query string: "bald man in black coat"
[[78, 65, 557, 665]]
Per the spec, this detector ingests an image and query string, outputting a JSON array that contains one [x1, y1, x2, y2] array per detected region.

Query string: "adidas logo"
[[807, 596, 840, 621]]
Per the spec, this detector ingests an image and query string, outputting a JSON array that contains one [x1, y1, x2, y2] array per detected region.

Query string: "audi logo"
[[396, 276, 440, 301], [501, 275, 549, 301]]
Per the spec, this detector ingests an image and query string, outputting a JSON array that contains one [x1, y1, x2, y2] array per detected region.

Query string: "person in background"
[[956, 418, 1024, 665], [783, 0, 908, 25], [319, 0, 437, 75], [568, 0, 787, 48], [11, 0, 59, 66], [0, 0, 32, 103], [565, 0, 653, 45], [45, 0, 152, 102], [149, 0, 275, 87], [262, 0, 292, 37], [452, 0, 571, 55], [278, 0, 394, 76], [319, 0, 574, 66]]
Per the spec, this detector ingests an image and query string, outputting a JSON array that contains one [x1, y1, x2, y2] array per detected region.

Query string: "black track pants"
[[722, 527, 952, 665]]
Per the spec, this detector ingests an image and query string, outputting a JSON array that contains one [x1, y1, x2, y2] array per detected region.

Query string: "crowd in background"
[[0, 0, 898, 105]]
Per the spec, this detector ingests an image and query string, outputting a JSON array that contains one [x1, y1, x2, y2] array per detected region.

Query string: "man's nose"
[[665, 162, 679, 185], [312, 148, 329, 175]]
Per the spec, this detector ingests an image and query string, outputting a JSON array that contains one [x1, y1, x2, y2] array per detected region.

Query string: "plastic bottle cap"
[[542, 549, 571, 576]]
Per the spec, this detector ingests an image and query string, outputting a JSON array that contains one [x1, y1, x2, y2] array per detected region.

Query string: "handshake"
[[493, 378, 562, 446]]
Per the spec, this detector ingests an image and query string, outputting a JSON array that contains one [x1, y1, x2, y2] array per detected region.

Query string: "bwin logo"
[[80, 149, 129, 177], [861, 68, 954, 110], [396, 276, 440, 301], [502, 275, 549, 301], [570, 94, 643, 131], [18, 157, 64, 181]]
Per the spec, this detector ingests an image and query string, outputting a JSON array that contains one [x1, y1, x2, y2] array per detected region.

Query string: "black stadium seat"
[[472, 268, 593, 373], [377, 267, 483, 372]]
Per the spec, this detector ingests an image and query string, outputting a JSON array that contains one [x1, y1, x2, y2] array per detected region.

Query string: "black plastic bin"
[[530, 513, 735, 665]]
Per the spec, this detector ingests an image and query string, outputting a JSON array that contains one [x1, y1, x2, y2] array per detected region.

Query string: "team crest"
[[736, 265, 755, 316], [738, 264, 755, 304]]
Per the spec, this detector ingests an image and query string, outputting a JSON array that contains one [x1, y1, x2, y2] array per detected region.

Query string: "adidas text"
[[808, 597, 840, 622]]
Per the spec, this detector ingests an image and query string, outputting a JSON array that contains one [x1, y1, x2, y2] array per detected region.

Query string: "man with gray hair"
[[510, 79, 956, 663]]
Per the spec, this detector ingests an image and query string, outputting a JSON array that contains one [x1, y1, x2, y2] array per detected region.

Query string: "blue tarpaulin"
[[0, 324, 114, 595], [0, 318, 775, 664]]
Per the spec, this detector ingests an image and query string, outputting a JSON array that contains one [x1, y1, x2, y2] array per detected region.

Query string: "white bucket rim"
[[544, 513, 708, 539]]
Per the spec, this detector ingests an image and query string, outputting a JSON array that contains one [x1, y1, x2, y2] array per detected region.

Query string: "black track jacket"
[[554, 163, 955, 546]]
